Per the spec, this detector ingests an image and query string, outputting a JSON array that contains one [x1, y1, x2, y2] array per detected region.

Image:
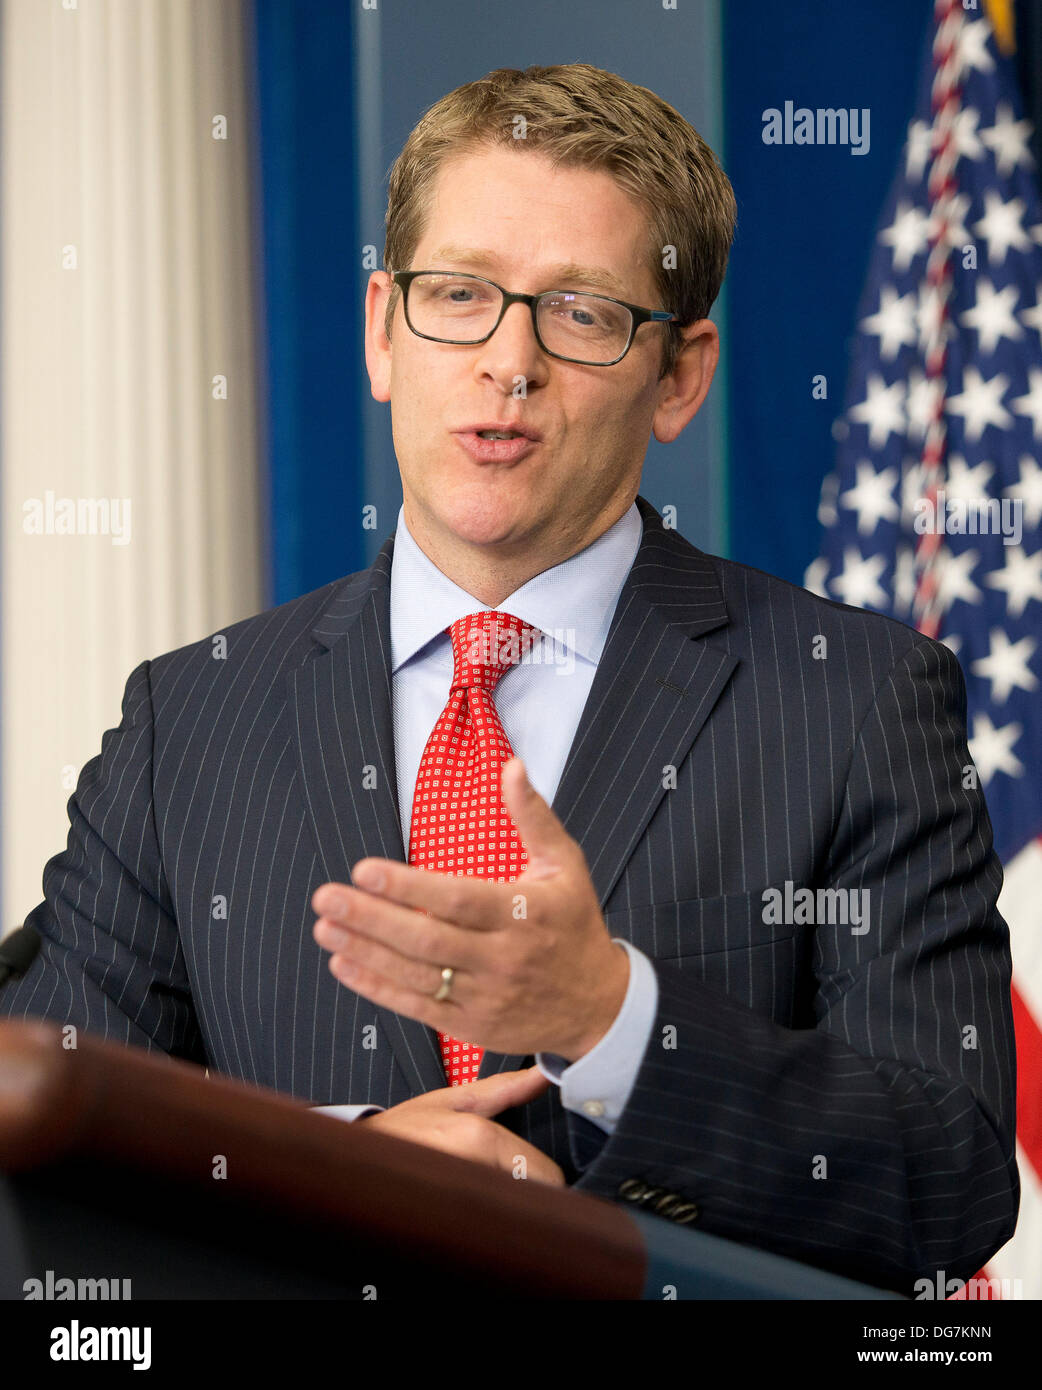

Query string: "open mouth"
[[455, 431, 539, 462]]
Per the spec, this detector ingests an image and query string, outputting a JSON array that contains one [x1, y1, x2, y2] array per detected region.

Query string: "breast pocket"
[[605, 885, 801, 959], [604, 885, 809, 1023]]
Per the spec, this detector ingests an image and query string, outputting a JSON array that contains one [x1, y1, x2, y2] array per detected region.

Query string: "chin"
[[435, 483, 534, 547]]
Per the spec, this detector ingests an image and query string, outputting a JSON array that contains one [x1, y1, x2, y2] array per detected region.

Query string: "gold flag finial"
[[984, 0, 1016, 55]]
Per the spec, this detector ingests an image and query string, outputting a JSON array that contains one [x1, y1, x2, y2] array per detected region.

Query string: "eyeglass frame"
[[390, 269, 679, 366]]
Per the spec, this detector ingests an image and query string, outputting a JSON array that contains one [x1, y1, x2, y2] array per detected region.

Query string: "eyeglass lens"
[[405, 272, 632, 363]]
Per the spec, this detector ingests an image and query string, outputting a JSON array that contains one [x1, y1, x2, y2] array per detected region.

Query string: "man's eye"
[[431, 282, 493, 305], [547, 301, 613, 331]]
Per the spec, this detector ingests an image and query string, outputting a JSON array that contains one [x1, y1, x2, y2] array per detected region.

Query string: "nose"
[[472, 299, 547, 390]]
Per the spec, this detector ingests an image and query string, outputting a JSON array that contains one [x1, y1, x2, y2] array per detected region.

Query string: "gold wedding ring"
[[434, 966, 454, 1002]]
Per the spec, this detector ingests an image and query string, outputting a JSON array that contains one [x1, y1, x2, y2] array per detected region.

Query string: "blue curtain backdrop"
[[253, 0, 360, 605], [722, 0, 934, 585]]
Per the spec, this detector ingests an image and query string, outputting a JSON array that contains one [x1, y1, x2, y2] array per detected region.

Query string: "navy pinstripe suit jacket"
[[3, 495, 1018, 1292]]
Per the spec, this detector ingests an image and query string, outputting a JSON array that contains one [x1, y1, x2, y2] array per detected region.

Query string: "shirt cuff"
[[535, 940, 658, 1135], [311, 1104, 385, 1122]]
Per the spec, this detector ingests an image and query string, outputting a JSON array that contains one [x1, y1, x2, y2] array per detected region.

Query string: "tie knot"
[[448, 610, 539, 692]]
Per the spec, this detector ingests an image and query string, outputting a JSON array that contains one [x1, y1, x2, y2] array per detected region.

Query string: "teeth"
[[478, 430, 520, 440]]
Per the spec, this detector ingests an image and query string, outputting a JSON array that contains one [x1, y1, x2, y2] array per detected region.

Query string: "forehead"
[[413, 144, 656, 297]]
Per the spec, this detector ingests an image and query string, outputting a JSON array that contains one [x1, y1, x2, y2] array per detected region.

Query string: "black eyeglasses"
[[391, 270, 678, 366]]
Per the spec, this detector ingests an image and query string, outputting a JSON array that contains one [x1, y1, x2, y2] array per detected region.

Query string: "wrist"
[[560, 942, 630, 1061]]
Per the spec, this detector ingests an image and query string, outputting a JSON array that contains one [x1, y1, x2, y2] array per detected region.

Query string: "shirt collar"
[[389, 502, 643, 674]]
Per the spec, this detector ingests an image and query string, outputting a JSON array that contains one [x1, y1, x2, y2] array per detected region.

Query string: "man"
[[1, 64, 1018, 1293]]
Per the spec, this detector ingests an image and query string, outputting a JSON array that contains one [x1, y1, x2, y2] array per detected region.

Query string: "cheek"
[[391, 370, 440, 448], [573, 387, 652, 451]]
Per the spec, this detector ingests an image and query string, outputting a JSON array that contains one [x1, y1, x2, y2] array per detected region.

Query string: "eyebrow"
[[423, 245, 631, 299]]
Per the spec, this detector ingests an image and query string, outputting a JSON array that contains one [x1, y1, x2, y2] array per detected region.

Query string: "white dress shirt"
[[315, 503, 660, 1135]]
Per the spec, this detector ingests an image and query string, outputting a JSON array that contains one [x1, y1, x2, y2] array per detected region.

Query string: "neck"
[[417, 545, 561, 608]]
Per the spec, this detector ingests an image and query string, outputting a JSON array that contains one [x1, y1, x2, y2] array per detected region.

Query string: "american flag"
[[807, 0, 1042, 1298]]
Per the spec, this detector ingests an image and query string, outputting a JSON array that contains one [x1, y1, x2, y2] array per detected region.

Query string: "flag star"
[[980, 102, 1034, 176], [830, 547, 888, 610], [817, 470, 839, 527], [879, 201, 932, 272], [954, 19, 995, 80], [939, 632, 963, 658], [959, 278, 1023, 355], [839, 462, 900, 535], [901, 461, 930, 523], [947, 366, 1012, 441], [848, 374, 906, 448], [970, 629, 1038, 703], [1004, 455, 1042, 529], [1010, 367, 1042, 440], [984, 548, 1042, 619], [972, 191, 1032, 265], [945, 455, 994, 503], [905, 371, 943, 440], [860, 286, 919, 359], [968, 713, 1023, 785], [951, 105, 984, 162], [1020, 284, 1042, 337], [803, 556, 830, 598], [905, 118, 933, 182], [935, 547, 983, 611], [929, 192, 972, 251]]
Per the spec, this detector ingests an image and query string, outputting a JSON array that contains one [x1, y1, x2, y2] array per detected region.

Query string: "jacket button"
[[671, 1201, 700, 1225], [618, 1178, 651, 1203], [651, 1193, 686, 1218]]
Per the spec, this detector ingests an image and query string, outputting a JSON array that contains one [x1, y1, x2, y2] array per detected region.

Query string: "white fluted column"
[[1, 0, 264, 929]]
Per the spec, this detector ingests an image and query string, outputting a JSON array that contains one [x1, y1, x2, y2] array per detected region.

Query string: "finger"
[[312, 885, 481, 969], [322, 950, 463, 1032], [439, 1065, 552, 1117], [494, 1130, 565, 1187], [500, 759, 571, 878], [339, 860, 513, 933], [313, 919, 461, 1000]]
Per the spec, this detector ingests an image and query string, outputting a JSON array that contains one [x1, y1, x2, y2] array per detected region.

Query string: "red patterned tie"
[[408, 610, 539, 1085]]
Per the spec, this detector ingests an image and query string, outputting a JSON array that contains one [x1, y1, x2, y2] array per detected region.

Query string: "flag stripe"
[[1011, 982, 1042, 1181]]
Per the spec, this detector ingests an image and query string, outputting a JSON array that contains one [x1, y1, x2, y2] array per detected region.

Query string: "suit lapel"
[[288, 536, 448, 1097], [479, 497, 739, 1078]]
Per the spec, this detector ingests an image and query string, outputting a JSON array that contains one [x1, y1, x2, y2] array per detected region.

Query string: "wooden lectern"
[[0, 1020, 904, 1300]]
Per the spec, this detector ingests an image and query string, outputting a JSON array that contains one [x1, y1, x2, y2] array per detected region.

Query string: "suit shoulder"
[[146, 565, 373, 682], [702, 548, 948, 665]]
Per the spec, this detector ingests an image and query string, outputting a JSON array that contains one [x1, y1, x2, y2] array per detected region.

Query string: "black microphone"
[[0, 924, 41, 989]]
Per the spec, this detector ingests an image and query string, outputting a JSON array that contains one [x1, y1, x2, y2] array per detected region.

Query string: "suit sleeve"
[[0, 660, 207, 1064], [570, 635, 1019, 1294]]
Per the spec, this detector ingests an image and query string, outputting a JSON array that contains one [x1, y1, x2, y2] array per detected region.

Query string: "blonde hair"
[[382, 64, 737, 379]]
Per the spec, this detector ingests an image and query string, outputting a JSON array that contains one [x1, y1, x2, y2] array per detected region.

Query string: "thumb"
[[442, 1065, 551, 1117], [501, 759, 568, 875]]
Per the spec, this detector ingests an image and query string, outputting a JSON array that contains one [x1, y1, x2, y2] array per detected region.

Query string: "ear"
[[651, 319, 720, 444], [363, 271, 395, 404]]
